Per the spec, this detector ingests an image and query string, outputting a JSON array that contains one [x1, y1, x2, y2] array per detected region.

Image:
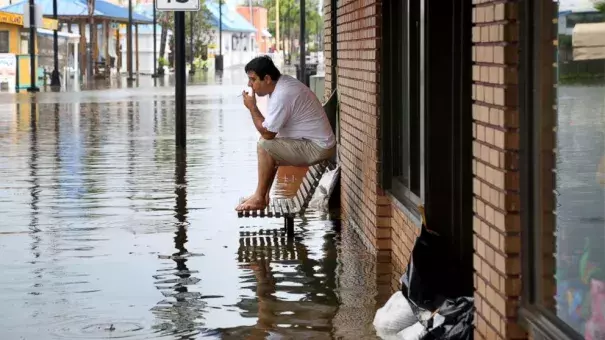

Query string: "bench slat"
[[295, 191, 304, 209], [287, 199, 297, 216], [307, 167, 320, 182], [298, 181, 310, 205], [302, 176, 313, 195], [301, 177, 315, 209], [273, 199, 281, 218], [310, 164, 324, 179]]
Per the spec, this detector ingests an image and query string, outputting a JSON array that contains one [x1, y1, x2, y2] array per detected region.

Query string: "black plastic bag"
[[400, 224, 450, 312], [421, 297, 475, 340]]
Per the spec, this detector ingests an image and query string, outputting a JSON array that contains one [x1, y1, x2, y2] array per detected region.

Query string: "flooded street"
[[0, 71, 383, 339]]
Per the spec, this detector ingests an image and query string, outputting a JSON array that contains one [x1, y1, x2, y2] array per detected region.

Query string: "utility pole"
[[275, 0, 279, 52], [175, 11, 186, 148], [215, 0, 223, 71], [27, 0, 39, 92], [299, 0, 305, 84], [152, 0, 158, 78], [127, 0, 135, 81], [50, 0, 60, 87]]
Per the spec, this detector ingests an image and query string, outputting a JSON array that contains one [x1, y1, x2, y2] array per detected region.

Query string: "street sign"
[[156, 0, 200, 11], [22, 3, 43, 28]]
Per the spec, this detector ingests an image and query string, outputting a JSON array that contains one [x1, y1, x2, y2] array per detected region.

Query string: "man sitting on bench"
[[235, 56, 336, 211]]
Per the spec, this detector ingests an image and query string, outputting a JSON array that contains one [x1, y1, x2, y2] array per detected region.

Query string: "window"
[[0, 31, 9, 53], [521, 0, 605, 338], [381, 0, 474, 294], [381, 0, 425, 212]]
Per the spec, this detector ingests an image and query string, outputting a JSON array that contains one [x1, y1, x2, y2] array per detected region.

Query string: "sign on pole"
[[23, 4, 43, 28], [156, 0, 200, 11]]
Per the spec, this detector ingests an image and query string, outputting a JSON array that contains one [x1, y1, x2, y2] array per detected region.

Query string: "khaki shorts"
[[258, 137, 336, 166]]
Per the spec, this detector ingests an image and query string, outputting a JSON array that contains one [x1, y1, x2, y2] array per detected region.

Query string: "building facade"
[[236, 6, 272, 53], [324, 0, 605, 339]]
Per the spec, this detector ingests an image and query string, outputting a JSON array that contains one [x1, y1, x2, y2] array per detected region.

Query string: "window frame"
[[0, 31, 9, 54], [518, 0, 594, 338], [381, 0, 426, 218]]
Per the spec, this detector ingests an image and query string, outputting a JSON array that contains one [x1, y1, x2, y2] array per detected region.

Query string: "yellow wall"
[[0, 11, 58, 89], [17, 55, 38, 88]]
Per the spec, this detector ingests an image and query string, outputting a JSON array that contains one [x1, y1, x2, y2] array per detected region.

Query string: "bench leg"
[[284, 216, 294, 238]]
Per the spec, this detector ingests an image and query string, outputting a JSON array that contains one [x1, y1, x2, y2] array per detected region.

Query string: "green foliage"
[[159, 0, 215, 63], [260, 0, 323, 39], [558, 34, 572, 49]]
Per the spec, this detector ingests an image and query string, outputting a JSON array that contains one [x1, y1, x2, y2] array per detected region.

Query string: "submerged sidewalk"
[[0, 73, 389, 339]]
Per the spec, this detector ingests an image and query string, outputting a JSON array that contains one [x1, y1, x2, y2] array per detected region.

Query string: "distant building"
[[236, 6, 272, 53], [205, 1, 257, 69]]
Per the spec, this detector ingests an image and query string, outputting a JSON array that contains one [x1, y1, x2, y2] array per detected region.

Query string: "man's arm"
[[248, 105, 277, 140]]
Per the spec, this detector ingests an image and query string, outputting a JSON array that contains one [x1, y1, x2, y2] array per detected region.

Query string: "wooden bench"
[[237, 160, 337, 236]]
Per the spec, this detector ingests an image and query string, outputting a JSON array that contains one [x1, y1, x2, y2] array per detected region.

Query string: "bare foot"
[[240, 194, 270, 206], [236, 195, 268, 211]]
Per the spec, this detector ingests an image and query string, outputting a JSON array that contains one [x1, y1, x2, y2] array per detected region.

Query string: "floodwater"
[[0, 70, 385, 339]]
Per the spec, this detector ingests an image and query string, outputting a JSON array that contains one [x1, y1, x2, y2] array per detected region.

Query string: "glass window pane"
[[408, 0, 421, 196], [398, 0, 409, 183], [553, 0, 605, 336], [0, 31, 9, 53]]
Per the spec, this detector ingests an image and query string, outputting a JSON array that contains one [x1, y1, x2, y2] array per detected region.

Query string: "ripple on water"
[[49, 318, 169, 339]]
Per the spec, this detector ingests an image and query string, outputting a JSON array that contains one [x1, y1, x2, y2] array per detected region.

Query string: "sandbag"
[[373, 291, 418, 336], [395, 322, 428, 339], [421, 297, 475, 340], [308, 165, 340, 212]]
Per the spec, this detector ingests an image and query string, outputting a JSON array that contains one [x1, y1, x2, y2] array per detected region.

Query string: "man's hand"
[[242, 89, 257, 111]]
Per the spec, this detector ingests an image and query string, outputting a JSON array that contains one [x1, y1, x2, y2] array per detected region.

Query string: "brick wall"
[[323, 0, 421, 297], [323, 0, 558, 338], [323, 0, 387, 248], [472, 1, 526, 339]]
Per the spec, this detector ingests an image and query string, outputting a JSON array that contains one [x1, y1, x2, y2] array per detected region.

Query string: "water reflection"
[[151, 149, 207, 338], [215, 220, 339, 338]]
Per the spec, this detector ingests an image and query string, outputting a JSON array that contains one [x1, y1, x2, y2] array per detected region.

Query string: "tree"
[[261, 0, 323, 53], [158, 1, 215, 68], [158, 11, 172, 63]]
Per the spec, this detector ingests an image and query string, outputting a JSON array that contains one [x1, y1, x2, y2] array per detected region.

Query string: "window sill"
[[519, 305, 584, 340], [386, 179, 423, 228]]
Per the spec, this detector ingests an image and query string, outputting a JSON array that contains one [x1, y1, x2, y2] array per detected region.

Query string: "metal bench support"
[[284, 217, 294, 237]]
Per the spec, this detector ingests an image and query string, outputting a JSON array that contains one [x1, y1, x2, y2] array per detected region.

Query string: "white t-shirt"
[[261, 75, 336, 149]]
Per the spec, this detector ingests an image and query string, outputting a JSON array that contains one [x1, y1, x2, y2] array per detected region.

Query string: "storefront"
[[519, 1, 605, 339], [0, 11, 80, 91], [323, 0, 605, 338]]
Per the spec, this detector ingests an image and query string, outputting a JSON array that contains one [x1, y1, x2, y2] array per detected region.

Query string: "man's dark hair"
[[245, 56, 281, 81]]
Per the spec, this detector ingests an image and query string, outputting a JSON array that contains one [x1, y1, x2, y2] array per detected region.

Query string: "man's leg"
[[236, 142, 278, 211], [236, 137, 331, 211]]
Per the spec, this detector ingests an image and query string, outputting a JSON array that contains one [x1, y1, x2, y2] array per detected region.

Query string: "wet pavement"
[[0, 70, 384, 339]]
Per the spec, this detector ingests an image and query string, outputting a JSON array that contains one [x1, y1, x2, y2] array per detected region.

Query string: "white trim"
[[36, 28, 81, 42]]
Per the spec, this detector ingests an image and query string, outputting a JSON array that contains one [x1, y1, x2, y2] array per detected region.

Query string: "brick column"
[[471, 1, 526, 339], [326, 0, 388, 249]]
